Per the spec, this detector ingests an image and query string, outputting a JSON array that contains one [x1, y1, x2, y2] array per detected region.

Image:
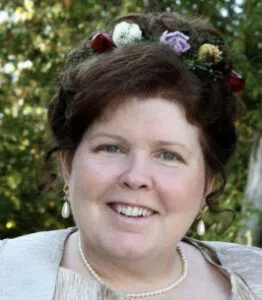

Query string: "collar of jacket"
[[0, 227, 75, 300]]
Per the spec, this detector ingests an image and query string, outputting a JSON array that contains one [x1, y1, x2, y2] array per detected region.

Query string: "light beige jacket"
[[0, 227, 261, 299]]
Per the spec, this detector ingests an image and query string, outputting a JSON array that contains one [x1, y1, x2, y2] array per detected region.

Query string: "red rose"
[[226, 70, 245, 93], [90, 32, 115, 53]]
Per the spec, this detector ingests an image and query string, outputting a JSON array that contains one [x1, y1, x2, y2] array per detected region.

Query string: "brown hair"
[[48, 13, 241, 211]]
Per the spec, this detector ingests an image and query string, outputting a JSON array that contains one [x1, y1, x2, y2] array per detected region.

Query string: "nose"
[[118, 152, 153, 190]]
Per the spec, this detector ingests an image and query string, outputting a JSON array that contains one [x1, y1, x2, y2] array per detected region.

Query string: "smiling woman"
[[63, 98, 207, 267], [0, 12, 261, 300]]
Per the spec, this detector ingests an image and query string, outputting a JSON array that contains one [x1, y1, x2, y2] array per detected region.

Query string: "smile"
[[108, 203, 156, 218]]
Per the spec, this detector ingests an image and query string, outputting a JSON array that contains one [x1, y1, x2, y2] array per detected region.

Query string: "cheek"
[[155, 166, 206, 212], [69, 155, 122, 199]]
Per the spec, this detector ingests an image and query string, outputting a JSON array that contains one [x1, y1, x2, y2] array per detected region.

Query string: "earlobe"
[[204, 174, 214, 199], [59, 151, 71, 184], [207, 176, 215, 196]]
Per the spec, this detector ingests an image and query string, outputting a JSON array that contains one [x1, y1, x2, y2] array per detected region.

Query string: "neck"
[[77, 232, 183, 294]]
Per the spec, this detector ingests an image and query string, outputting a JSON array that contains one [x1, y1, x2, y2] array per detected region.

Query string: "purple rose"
[[160, 31, 190, 54]]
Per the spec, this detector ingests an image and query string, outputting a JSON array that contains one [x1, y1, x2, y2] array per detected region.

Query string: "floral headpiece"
[[90, 21, 245, 93]]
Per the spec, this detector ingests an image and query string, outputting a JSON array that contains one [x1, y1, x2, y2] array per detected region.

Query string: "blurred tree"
[[0, 0, 261, 244], [233, 0, 262, 246], [240, 133, 262, 246]]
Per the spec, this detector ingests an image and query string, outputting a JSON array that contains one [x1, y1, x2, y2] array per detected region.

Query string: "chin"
[[100, 232, 158, 260]]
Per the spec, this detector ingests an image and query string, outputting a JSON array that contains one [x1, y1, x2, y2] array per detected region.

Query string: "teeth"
[[112, 204, 154, 217], [132, 207, 139, 216], [115, 205, 122, 214], [126, 206, 132, 216]]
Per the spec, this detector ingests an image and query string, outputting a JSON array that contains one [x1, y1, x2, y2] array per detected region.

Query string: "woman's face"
[[64, 97, 210, 259]]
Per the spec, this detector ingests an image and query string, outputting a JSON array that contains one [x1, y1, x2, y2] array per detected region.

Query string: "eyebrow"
[[87, 132, 126, 142], [87, 132, 189, 151]]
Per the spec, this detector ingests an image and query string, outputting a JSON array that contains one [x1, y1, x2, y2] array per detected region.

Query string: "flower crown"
[[90, 21, 245, 93]]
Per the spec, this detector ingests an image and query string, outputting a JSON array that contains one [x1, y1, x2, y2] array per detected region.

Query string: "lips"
[[107, 202, 156, 218]]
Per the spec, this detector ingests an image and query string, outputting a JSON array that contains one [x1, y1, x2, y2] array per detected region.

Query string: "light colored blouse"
[[52, 236, 259, 300], [1, 227, 262, 299], [53, 267, 125, 300]]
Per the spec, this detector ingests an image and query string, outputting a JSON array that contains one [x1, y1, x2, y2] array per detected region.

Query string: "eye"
[[159, 151, 178, 161], [103, 145, 119, 153]]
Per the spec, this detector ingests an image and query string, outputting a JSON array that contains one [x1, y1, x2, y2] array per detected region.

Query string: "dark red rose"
[[90, 32, 114, 53], [226, 70, 245, 93]]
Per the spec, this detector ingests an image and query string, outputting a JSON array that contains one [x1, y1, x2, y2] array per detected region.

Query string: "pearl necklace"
[[77, 232, 188, 298]]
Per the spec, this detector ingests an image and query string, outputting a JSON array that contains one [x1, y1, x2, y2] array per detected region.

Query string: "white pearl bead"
[[61, 201, 70, 218], [197, 219, 205, 236]]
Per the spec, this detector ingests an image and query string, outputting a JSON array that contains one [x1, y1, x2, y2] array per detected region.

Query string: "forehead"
[[85, 97, 201, 149]]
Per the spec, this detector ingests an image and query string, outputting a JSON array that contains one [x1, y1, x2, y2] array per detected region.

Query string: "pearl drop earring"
[[196, 207, 206, 236], [61, 184, 71, 218]]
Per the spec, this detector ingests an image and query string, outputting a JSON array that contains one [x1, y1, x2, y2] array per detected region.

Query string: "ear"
[[59, 151, 71, 184], [203, 175, 215, 204], [200, 172, 215, 208], [206, 176, 214, 195]]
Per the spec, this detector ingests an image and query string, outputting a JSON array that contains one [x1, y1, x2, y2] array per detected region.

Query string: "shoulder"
[[184, 236, 262, 258], [197, 240, 262, 299], [0, 228, 75, 299], [0, 239, 7, 259], [201, 240, 262, 265], [0, 227, 75, 263], [1, 227, 73, 246]]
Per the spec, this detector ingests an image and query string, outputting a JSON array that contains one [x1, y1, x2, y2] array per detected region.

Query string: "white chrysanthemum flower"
[[112, 21, 142, 47]]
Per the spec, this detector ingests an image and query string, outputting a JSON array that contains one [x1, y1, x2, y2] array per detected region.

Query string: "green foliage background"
[[1, 0, 261, 242]]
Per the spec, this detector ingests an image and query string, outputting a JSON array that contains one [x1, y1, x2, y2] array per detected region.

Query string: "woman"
[[0, 12, 261, 300]]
